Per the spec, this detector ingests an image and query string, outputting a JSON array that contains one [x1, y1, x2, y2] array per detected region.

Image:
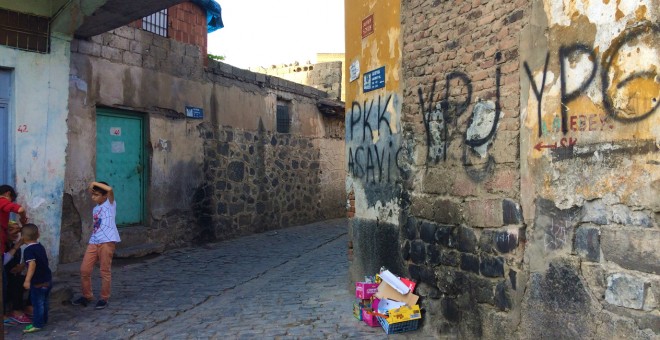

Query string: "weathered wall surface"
[[519, 1, 659, 338], [401, 0, 527, 337], [0, 34, 72, 270], [345, 0, 408, 285], [251, 61, 344, 101], [62, 25, 345, 262], [349, 0, 659, 338]]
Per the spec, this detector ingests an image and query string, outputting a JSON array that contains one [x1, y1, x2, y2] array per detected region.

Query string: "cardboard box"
[[362, 309, 380, 327], [387, 305, 421, 324], [375, 281, 419, 306], [356, 282, 379, 299], [353, 302, 363, 321]]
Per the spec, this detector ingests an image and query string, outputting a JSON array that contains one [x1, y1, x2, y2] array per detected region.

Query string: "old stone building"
[[1, 0, 345, 267], [345, 0, 659, 338], [250, 53, 346, 102], [61, 2, 346, 262]]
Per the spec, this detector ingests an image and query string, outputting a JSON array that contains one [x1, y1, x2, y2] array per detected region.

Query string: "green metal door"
[[96, 109, 145, 226]]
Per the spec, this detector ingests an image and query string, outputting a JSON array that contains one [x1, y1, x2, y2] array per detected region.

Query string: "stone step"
[[117, 226, 149, 248], [113, 243, 165, 259]]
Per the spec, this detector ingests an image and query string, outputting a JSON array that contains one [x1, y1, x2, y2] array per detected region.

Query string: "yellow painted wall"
[[345, 0, 402, 107]]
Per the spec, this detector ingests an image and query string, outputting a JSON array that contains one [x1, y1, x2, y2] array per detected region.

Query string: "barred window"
[[276, 102, 291, 134], [0, 9, 49, 53], [142, 9, 168, 37]]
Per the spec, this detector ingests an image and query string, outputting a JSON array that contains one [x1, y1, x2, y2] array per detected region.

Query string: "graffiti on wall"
[[417, 54, 503, 181], [347, 94, 403, 184], [524, 23, 659, 146]]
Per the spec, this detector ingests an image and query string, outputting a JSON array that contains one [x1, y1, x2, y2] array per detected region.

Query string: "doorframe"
[[95, 106, 149, 227], [0, 68, 14, 186]]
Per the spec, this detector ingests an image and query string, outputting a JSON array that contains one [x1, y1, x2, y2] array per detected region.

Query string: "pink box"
[[356, 282, 379, 299], [362, 309, 380, 327]]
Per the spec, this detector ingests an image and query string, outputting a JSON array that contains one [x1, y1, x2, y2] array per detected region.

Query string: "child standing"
[[21, 224, 52, 334], [72, 181, 120, 310], [0, 185, 28, 254], [4, 221, 31, 325]]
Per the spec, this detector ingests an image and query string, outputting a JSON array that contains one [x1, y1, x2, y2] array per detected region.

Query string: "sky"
[[208, 0, 345, 69]]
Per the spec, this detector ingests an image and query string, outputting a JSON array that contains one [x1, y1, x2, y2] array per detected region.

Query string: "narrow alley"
[[5, 219, 428, 339]]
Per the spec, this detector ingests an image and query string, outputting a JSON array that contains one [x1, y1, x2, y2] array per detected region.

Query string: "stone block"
[[494, 229, 518, 254], [601, 228, 660, 274], [101, 46, 122, 63], [574, 226, 600, 262], [457, 225, 478, 253], [420, 221, 437, 243], [435, 225, 457, 248], [460, 252, 480, 274], [410, 240, 427, 264], [480, 254, 504, 278], [104, 34, 130, 51], [411, 196, 463, 225], [112, 26, 135, 40], [581, 199, 608, 225], [122, 51, 142, 67], [611, 205, 654, 228], [605, 273, 648, 310], [495, 280, 511, 311], [502, 199, 522, 225], [466, 199, 503, 227]]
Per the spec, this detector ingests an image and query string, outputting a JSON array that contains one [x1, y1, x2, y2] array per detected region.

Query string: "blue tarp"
[[191, 0, 224, 33]]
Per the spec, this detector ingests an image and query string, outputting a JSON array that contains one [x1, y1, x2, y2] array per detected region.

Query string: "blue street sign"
[[363, 66, 385, 93], [185, 106, 204, 119]]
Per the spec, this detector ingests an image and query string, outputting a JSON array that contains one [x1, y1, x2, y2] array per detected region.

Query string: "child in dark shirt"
[[21, 224, 52, 333]]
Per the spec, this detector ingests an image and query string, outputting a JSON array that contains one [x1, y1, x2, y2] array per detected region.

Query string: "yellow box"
[[387, 305, 421, 324]]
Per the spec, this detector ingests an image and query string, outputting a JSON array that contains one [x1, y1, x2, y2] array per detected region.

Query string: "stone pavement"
[[6, 219, 430, 339]]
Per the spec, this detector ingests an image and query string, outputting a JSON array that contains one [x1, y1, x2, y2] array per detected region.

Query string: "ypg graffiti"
[[417, 54, 503, 181], [524, 23, 660, 147], [346, 94, 403, 184]]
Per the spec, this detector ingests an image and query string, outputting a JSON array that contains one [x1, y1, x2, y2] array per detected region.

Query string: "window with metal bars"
[[142, 9, 168, 37], [0, 9, 49, 53], [276, 103, 291, 134]]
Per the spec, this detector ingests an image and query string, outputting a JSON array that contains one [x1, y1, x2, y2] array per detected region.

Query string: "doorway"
[[0, 69, 12, 185], [95, 108, 146, 226]]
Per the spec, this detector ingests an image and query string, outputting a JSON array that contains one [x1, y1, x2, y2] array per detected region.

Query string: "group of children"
[[1, 181, 120, 334]]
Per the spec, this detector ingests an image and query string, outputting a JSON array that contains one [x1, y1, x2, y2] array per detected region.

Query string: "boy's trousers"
[[80, 242, 116, 301]]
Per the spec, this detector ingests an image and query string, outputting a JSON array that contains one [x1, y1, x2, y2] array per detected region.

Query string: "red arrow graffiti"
[[534, 142, 556, 151], [534, 138, 578, 151]]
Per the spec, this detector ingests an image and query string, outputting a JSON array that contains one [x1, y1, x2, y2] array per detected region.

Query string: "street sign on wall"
[[362, 14, 374, 39], [363, 66, 385, 93]]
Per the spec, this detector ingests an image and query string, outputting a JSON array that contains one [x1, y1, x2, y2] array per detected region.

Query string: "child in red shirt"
[[0, 185, 28, 254]]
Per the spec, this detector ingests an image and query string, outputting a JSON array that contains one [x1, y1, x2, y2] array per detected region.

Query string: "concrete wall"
[[62, 25, 346, 262], [0, 34, 72, 270], [348, 0, 659, 338], [344, 0, 407, 285]]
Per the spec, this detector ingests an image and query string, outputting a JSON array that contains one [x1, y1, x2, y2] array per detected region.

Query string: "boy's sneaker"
[[23, 324, 41, 333], [95, 300, 108, 309], [10, 314, 31, 324], [71, 296, 91, 307], [4, 317, 17, 326]]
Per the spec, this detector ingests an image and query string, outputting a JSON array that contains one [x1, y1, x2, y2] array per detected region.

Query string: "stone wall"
[[193, 123, 344, 240], [401, 0, 527, 337], [62, 24, 345, 262], [251, 61, 344, 101]]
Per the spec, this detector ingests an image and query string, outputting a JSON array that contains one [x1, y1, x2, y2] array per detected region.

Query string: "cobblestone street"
[[6, 219, 426, 339]]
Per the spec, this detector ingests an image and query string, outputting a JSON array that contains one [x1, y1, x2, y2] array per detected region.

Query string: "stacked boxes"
[[353, 270, 422, 334]]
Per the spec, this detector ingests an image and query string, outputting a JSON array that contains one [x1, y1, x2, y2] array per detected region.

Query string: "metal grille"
[[276, 104, 290, 133], [142, 9, 168, 37], [0, 9, 49, 53]]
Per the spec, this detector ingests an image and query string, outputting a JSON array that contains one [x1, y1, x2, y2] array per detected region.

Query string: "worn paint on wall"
[[345, 0, 403, 220], [0, 34, 72, 270], [519, 0, 660, 338]]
